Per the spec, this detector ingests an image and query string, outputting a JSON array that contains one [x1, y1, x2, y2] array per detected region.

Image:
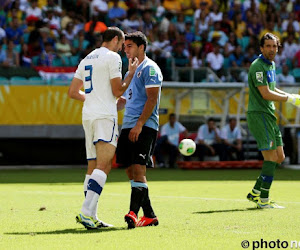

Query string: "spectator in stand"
[[190, 44, 203, 69], [19, 43, 32, 67], [209, 5, 222, 23], [84, 15, 107, 44], [259, 20, 281, 40], [220, 12, 232, 35], [194, 1, 209, 22], [172, 42, 189, 67], [0, 41, 6, 65], [243, 46, 257, 64], [43, 10, 61, 32], [42, 0, 62, 17], [206, 43, 225, 79], [38, 42, 55, 66], [154, 113, 188, 168], [148, 32, 172, 77], [231, 11, 246, 39], [277, 65, 296, 85], [1, 40, 20, 67], [247, 13, 262, 37], [282, 33, 300, 61], [282, 12, 300, 33], [224, 32, 238, 57], [221, 117, 244, 161], [192, 118, 227, 161], [122, 8, 142, 32], [282, 23, 299, 42], [274, 46, 286, 70], [26, 0, 42, 20], [91, 0, 108, 19], [208, 21, 228, 47], [184, 20, 195, 44], [228, 45, 244, 67], [195, 10, 210, 35], [56, 34, 72, 57], [108, 0, 126, 27], [0, 26, 6, 43], [5, 17, 24, 45], [62, 22, 77, 42], [141, 9, 155, 38], [175, 13, 185, 34]]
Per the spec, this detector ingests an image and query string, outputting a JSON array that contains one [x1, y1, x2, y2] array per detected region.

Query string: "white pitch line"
[[14, 191, 300, 204]]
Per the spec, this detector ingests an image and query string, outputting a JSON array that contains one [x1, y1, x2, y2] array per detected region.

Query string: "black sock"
[[142, 188, 156, 218], [130, 186, 147, 216]]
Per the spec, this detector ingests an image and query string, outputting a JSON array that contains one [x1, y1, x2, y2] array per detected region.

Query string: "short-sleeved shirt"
[[122, 57, 163, 131], [196, 124, 221, 145], [247, 54, 276, 119], [161, 121, 186, 146], [74, 47, 122, 121], [221, 124, 242, 144]]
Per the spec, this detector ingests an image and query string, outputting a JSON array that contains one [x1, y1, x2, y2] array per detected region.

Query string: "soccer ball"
[[178, 139, 196, 156]]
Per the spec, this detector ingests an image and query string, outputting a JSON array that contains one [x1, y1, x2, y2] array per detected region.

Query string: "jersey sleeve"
[[74, 61, 84, 81], [178, 122, 186, 133], [109, 53, 122, 80], [249, 63, 268, 87], [143, 65, 163, 88]]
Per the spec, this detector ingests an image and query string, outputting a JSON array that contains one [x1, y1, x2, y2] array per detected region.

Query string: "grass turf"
[[1, 168, 300, 250]]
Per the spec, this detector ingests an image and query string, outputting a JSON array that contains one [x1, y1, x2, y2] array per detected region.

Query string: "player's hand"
[[129, 124, 142, 142], [128, 57, 139, 76], [117, 96, 126, 111], [287, 93, 300, 107]]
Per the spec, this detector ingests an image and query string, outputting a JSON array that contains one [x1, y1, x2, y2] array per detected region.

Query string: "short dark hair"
[[102, 27, 124, 42], [260, 33, 281, 47], [125, 31, 148, 51], [169, 113, 176, 118], [208, 118, 215, 123]]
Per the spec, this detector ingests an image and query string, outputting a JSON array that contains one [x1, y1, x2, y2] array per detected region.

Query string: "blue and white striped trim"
[[93, 118, 115, 145]]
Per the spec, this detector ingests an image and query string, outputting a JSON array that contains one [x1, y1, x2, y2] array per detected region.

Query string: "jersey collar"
[[258, 54, 272, 65], [137, 56, 147, 69]]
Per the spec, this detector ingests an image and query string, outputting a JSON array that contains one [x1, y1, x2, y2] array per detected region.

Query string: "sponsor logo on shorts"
[[139, 154, 146, 159]]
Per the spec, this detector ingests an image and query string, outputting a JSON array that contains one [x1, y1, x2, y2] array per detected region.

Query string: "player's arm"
[[257, 85, 288, 102], [111, 57, 139, 98], [116, 96, 126, 111], [129, 87, 160, 142], [68, 77, 85, 102]]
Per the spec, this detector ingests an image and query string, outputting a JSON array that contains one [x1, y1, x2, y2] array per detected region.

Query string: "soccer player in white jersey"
[[68, 27, 139, 229], [116, 31, 163, 228]]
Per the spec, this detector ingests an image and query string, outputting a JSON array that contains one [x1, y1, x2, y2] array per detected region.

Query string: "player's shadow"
[[193, 207, 259, 214], [5, 227, 127, 235]]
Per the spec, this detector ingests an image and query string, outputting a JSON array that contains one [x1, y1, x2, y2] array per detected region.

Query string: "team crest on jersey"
[[256, 72, 263, 83], [137, 71, 142, 78], [149, 67, 156, 76]]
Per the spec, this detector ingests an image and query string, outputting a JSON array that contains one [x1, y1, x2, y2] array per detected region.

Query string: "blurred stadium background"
[[1, 0, 300, 166]]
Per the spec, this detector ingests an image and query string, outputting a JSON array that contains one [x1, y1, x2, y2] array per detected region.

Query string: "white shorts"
[[82, 118, 118, 160]]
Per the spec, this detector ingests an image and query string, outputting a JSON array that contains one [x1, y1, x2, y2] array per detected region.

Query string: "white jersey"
[[74, 47, 122, 120]]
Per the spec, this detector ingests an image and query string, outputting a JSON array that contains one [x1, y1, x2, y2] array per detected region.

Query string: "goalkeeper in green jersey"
[[246, 33, 300, 209]]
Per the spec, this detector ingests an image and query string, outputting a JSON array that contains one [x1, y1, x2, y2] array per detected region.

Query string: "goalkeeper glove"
[[287, 94, 300, 107]]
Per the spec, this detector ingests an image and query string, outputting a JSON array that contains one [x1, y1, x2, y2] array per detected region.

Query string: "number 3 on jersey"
[[84, 65, 93, 93]]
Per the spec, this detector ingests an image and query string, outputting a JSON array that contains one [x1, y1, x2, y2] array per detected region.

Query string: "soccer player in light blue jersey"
[[116, 31, 163, 228]]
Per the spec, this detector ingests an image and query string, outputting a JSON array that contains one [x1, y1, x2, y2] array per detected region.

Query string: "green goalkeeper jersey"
[[247, 54, 277, 119]]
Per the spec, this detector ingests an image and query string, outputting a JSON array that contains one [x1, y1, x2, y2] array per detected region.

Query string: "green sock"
[[253, 176, 263, 193], [260, 161, 277, 199]]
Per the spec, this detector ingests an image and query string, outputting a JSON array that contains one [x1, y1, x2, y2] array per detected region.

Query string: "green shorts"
[[247, 112, 283, 151]]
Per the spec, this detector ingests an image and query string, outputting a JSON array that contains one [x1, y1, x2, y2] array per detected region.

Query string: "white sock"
[[83, 174, 91, 195], [81, 169, 107, 217]]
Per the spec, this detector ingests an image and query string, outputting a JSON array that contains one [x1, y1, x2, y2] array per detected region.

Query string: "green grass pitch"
[[1, 168, 300, 250]]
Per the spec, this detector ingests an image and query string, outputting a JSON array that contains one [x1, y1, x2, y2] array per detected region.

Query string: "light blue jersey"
[[161, 121, 186, 146], [122, 57, 163, 131]]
